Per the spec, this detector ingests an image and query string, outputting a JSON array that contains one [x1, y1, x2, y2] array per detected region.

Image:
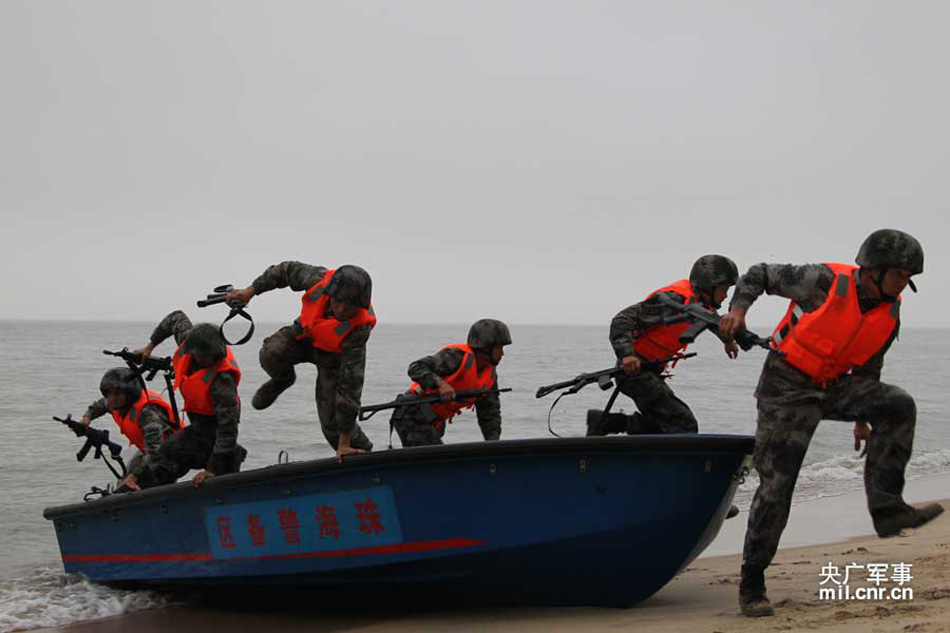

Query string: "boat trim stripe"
[[63, 538, 486, 563]]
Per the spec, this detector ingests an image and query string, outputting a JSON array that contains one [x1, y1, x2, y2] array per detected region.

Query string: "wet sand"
[[38, 481, 950, 633]]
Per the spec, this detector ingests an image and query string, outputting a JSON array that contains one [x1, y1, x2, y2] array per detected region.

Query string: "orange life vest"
[[410, 344, 496, 428], [771, 263, 900, 386], [298, 269, 377, 353], [110, 390, 178, 451], [172, 344, 242, 416], [632, 279, 697, 361]]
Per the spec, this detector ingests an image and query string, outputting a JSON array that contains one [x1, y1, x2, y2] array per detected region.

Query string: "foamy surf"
[[0, 567, 172, 633]]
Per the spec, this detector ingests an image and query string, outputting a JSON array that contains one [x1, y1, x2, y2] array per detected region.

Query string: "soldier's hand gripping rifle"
[[535, 352, 697, 399], [654, 293, 775, 352], [54, 414, 127, 479], [103, 348, 182, 429], [535, 352, 697, 438], [358, 388, 513, 421], [197, 284, 255, 346]]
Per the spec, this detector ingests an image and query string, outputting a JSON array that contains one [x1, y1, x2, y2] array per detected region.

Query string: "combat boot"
[[739, 564, 775, 617], [252, 376, 296, 410], [586, 410, 629, 436], [872, 502, 944, 538]]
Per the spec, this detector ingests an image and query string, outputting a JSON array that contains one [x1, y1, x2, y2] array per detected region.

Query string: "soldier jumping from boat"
[[226, 262, 375, 460], [389, 319, 512, 447], [718, 229, 944, 618], [589, 254, 742, 436], [131, 311, 246, 487], [79, 367, 181, 488]]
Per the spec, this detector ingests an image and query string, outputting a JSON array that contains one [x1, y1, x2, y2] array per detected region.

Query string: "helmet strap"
[[872, 268, 898, 303]]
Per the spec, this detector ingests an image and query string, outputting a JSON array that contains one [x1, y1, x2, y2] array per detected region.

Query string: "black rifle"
[[197, 283, 255, 346], [103, 348, 181, 429], [54, 414, 127, 479], [655, 293, 774, 351], [535, 352, 696, 399], [359, 388, 512, 421]]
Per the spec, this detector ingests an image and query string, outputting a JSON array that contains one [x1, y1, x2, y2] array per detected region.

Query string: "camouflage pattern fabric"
[[250, 261, 374, 450], [135, 311, 243, 482], [390, 346, 502, 447], [83, 398, 173, 470], [614, 370, 698, 434], [733, 262, 912, 572]]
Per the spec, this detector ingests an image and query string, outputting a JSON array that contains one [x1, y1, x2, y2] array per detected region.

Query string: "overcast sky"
[[2, 1, 947, 327]]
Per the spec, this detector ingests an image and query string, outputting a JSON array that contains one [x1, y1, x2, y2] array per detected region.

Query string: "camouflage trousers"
[[390, 398, 445, 447], [615, 369, 699, 433], [137, 418, 246, 487], [742, 359, 916, 569], [259, 325, 373, 451]]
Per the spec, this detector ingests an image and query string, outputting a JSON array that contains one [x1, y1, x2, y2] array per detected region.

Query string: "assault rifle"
[[103, 348, 181, 428], [535, 352, 696, 399], [655, 293, 774, 351], [197, 283, 255, 346], [54, 414, 127, 479], [359, 388, 512, 421]]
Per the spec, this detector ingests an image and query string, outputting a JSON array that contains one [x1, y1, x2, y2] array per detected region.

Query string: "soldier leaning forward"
[[391, 319, 511, 447], [588, 255, 741, 437], [130, 312, 246, 488], [226, 262, 375, 460], [718, 229, 944, 618], [82, 367, 181, 487]]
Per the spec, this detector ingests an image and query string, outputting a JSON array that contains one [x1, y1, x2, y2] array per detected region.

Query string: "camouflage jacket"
[[610, 289, 722, 362], [408, 347, 502, 441], [83, 398, 172, 465], [148, 310, 241, 469], [729, 263, 899, 390], [250, 261, 372, 435]]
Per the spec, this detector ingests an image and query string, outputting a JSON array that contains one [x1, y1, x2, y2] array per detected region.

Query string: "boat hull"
[[44, 435, 753, 607]]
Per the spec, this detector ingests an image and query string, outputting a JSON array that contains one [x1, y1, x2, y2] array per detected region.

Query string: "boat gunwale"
[[43, 434, 753, 519]]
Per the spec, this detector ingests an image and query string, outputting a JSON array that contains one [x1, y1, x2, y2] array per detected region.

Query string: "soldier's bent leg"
[[253, 325, 309, 410], [137, 425, 213, 487], [823, 377, 916, 513], [393, 404, 443, 447], [314, 361, 373, 452], [617, 371, 698, 433]]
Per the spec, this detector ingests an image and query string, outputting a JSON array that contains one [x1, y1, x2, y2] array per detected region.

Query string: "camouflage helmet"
[[689, 254, 739, 290], [856, 229, 924, 275], [325, 265, 372, 309], [99, 367, 142, 401], [467, 319, 512, 350], [182, 323, 227, 358]]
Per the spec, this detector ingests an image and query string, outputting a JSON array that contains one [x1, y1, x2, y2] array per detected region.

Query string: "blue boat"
[[43, 435, 753, 607]]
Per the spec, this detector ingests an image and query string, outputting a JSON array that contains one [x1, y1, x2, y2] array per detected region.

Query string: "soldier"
[[81, 367, 181, 489], [588, 255, 741, 436], [719, 229, 944, 618], [131, 312, 245, 487], [226, 262, 375, 460], [391, 319, 511, 447]]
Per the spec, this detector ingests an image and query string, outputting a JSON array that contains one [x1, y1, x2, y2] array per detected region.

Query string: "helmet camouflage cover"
[[856, 229, 924, 275], [182, 323, 227, 358], [325, 264, 373, 309], [99, 367, 143, 401], [467, 319, 512, 349], [689, 254, 739, 289]]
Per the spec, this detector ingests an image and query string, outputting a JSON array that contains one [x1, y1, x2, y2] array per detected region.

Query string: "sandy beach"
[[36, 475, 950, 633]]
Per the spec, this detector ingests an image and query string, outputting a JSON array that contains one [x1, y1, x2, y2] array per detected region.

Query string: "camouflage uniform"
[[250, 261, 373, 451], [83, 396, 173, 476], [734, 263, 908, 571], [391, 347, 502, 447], [606, 292, 702, 434], [133, 311, 245, 487]]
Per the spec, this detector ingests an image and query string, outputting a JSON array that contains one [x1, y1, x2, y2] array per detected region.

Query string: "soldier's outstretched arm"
[[81, 398, 109, 426], [227, 262, 329, 305], [135, 310, 194, 359]]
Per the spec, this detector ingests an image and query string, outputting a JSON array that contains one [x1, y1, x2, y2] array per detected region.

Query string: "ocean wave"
[[734, 448, 950, 507], [0, 567, 172, 633]]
